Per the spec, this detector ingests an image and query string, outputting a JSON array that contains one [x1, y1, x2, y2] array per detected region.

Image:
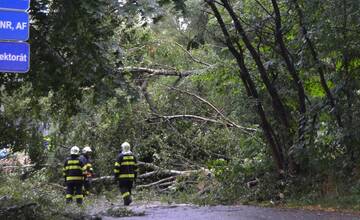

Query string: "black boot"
[[124, 196, 132, 206]]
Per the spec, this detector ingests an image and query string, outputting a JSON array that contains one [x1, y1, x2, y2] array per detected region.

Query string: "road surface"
[[101, 202, 360, 220]]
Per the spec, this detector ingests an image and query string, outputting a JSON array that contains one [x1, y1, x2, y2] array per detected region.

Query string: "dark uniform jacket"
[[63, 155, 85, 182], [79, 155, 94, 178], [114, 153, 138, 180]]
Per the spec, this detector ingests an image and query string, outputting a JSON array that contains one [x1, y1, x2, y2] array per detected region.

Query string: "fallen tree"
[[1, 161, 210, 192], [136, 176, 177, 189], [92, 161, 211, 191]]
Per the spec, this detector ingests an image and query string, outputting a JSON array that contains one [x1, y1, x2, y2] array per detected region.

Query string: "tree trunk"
[[206, 0, 285, 172], [291, 0, 343, 127], [271, 0, 307, 145], [221, 0, 292, 132]]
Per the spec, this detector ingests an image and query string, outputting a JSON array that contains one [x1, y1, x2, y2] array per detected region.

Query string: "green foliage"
[[1, 0, 360, 212], [304, 77, 326, 98], [0, 172, 65, 220], [106, 207, 145, 217], [0, 84, 46, 163]]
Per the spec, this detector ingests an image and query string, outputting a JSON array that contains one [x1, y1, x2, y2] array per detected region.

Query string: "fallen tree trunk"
[[138, 161, 201, 178], [91, 162, 210, 191], [92, 162, 204, 182], [137, 176, 176, 189]]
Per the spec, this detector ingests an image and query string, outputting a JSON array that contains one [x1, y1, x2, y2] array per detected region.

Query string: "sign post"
[[0, 0, 30, 73]]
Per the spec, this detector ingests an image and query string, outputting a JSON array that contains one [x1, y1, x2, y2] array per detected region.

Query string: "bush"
[[0, 170, 70, 219]]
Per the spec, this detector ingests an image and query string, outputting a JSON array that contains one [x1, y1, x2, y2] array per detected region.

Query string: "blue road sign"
[[0, 42, 30, 73], [0, 0, 30, 11], [0, 10, 29, 41]]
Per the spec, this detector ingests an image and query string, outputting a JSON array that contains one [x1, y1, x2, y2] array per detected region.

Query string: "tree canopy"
[[1, 0, 360, 208]]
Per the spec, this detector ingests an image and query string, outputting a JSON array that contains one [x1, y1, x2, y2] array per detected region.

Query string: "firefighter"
[[63, 146, 85, 205], [79, 146, 94, 196], [113, 142, 138, 206]]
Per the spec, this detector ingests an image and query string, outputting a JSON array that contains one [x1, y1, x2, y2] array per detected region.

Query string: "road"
[[101, 203, 360, 220]]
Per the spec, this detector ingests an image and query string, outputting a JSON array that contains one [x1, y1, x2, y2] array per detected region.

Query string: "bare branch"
[[140, 80, 159, 113], [148, 114, 256, 133], [254, 0, 274, 19], [169, 86, 226, 117], [137, 161, 200, 178], [118, 66, 196, 77], [166, 86, 258, 132], [137, 176, 176, 189], [173, 42, 212, 67], [151, 114, 226, 124], [137, 161, 159, 170], [92, 162, 206, 183]]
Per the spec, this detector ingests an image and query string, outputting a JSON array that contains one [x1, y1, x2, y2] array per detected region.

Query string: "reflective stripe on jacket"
[[114, 153, 138, 180], [63, 156, 85, 182]]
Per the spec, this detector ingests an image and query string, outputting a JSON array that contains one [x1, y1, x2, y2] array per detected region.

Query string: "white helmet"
[[121, 142, 131, 153], [70, 146, 80, 155], [82, 146, 92, 154]]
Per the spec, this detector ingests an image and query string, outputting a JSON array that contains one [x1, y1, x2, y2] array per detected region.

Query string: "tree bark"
[[291, 0, 343, 127], [206, 0, 285, 171], [271, 0, 307, 146], [221, 0, 291, 131]]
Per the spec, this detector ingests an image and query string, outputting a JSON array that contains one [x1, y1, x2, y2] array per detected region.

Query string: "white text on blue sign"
[[0, 11, 29, 41], [0, 42, 30, 73]]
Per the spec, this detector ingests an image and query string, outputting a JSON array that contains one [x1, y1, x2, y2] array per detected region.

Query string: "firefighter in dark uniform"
[[63, 146, 85, 205], [114, 142, 138, 206], [79, 146, 94, 196]]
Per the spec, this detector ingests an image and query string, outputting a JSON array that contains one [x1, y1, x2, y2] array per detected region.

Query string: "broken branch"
[[137, 176, 176, 189], [118, 67, 200, 78]]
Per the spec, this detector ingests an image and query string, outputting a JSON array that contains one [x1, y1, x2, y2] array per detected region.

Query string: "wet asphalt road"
[[102, 203, 360, 220]]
